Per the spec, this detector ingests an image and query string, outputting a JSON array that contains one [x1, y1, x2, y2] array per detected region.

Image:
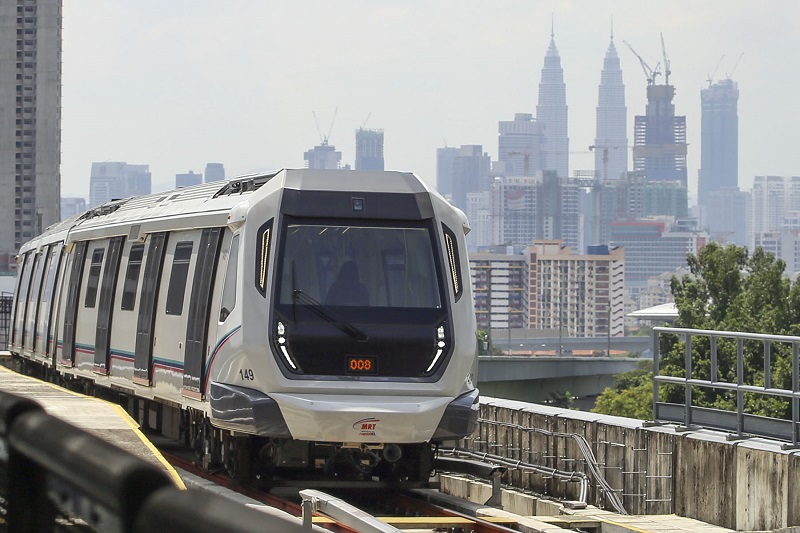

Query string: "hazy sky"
[[61, 1, 800, 203]]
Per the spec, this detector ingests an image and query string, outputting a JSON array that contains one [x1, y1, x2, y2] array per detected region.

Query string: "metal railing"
[[0, 390, 306, 533], [652, 327, 800, 447], [0, 293, 11, 351]]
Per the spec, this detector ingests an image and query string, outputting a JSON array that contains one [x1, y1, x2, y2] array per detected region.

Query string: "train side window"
[[84, 248, 105, 308], [120, 244, 145, 311], [219, 235, 239, 322], [165, 241, 193, 315]]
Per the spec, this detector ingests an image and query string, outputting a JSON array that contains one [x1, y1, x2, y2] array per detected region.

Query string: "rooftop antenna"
[[726, 52, 744, 79], [707, 54, 725, 86]]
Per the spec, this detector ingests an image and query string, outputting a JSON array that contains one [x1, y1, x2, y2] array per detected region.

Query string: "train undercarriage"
[[11, 356, 437, 488]]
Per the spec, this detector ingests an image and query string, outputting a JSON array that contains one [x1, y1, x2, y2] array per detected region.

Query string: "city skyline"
[[60, 2, 800, 203]]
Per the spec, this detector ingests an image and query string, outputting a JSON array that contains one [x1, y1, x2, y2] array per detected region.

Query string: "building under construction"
[[627, 37, 688, 187]]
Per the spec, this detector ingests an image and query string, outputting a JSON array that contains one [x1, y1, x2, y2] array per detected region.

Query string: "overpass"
[[478, 354, 644, 404]]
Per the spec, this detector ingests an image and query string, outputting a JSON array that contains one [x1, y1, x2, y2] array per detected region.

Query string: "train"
[[9, 169, 479, 485]]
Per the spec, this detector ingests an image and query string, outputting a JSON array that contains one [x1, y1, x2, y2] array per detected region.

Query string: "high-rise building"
[[699, 79, 739, 207], [436, 147, 458, 200], [304, 143, 341, 170], [435, 145, 490, 212], [89, 162, 151, 207], [60, 197, 86, 221], [489, 172, 580, 250], [0, 0, 62, 273], [708, 187, 749, 247], [204, 162, 225, 183], [594, 35, 628, 182], [526, 241, 625, 338], [610, 217, 707, 294], [469, 251, 527, 331], [355, 128, 384, 171], [176, 171, 202, 188], [497, 113, 544, 177], [751, 175, 800, 250], [632, 73, 687, 186], [536, 31, 569, 178]]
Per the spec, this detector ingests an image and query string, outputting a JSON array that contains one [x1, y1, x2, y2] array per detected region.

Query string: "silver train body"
[[9, 169, 478, 482]]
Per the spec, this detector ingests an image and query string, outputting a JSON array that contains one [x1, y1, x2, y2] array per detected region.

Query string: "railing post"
[[684, 333, 692, 428], [764, 340, 771, 390], [736, 338, 745, 438], [793, 342, 799, 448], [652, 330, 660, 419], [710, 335, 718, 383]]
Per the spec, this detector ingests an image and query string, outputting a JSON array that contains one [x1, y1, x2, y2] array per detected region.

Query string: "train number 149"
[[239, 368, 255, 380]]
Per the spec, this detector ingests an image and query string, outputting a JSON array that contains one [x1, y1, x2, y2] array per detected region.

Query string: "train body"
[[9, 169, 478, 483]]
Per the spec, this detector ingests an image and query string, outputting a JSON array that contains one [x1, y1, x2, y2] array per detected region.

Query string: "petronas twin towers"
[[536, 29, 628, 182]]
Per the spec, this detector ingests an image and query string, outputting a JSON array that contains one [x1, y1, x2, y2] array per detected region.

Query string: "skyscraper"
[[436, 145, 490, 212], [89, 162, 151, 208], [594, 35, 628, 182], [176, 171, 202, 188], [699, 79, 739, 207], [632, 80, 687, 186], [0, 0, 62, 273], [536, 30, 569, 179], [497, 113, 544, 177], [355, 128, 384, 171], [204, 162, 226, 183], [304, 143, 341, 170]]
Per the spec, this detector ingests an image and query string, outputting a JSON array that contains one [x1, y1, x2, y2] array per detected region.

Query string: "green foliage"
[[476, 329, 506, 356], [592, 360, 653, 419], [662, 243, 794, 419]]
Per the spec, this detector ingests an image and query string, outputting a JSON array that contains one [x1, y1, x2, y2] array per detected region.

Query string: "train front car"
[[209, 169, 478, 483]]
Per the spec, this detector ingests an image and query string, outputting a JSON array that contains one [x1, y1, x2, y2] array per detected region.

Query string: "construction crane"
[[726, 52, 744, 79], [312, 107, 338, 146], [707, 54, 725, 86], [660, 33, 671, 85], [360, 112, 371, 130], [623, 40, 660, 85]]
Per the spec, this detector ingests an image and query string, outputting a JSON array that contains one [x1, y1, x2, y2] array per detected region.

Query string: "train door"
[[23, 251, 46, 357], [94, 236, 125, 375], [133, 232, 168, 386], [61, 241, 88, 367], [36, 243, 64, 363], [110, 241, 146, 380], [72, 241, 107, 372], [150, 231, 201, 397], [11, 252, 33, 352], [182, 227, 224, 400]]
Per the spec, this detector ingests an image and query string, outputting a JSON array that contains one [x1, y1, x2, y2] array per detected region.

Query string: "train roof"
[[19, 169, 434, 255]]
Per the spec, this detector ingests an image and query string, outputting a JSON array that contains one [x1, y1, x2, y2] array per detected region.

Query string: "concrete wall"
[[467, 397, 800, 531]]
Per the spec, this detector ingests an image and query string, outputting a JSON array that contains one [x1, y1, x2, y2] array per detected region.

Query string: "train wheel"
[[223, 434, 251, 483]]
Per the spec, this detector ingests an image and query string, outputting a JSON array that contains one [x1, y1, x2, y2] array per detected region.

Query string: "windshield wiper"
[[292, 290, 369, 342]]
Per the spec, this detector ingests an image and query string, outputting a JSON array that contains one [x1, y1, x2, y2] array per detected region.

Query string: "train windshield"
[[273, 220, 452, 379], [277, 222, 442, 309]]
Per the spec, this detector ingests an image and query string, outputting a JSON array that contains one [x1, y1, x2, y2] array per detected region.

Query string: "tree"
[[661, 243, 795, 419], [592, 360, 653, 419]]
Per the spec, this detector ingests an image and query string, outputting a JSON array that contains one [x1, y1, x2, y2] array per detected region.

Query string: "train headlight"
[[426, 324, 447, 373], [276, 321, 298, 370]]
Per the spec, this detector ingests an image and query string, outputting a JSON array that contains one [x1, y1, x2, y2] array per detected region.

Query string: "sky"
[[60, 1, 800, 204]]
